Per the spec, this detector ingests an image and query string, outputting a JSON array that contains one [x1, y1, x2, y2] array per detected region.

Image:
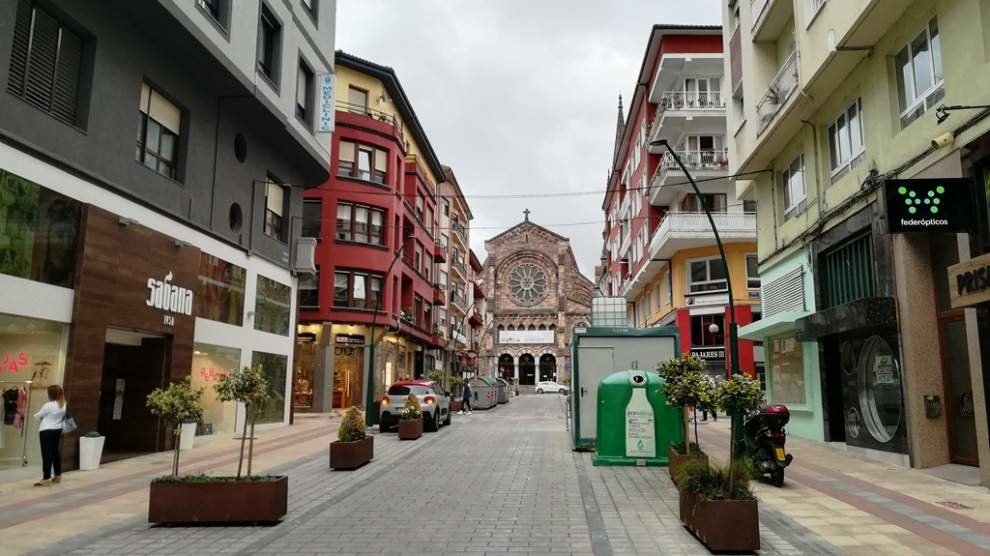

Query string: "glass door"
[[939, 314, 979, 465]]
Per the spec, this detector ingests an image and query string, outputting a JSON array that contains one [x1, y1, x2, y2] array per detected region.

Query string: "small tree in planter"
[[398, 394, 423, 440], [146, 378, 204, 478], [714, 373, 764, 492], [330, 406, 373, 470], [215, 364, 271, 478], [448, 376, 465, 411], [676, 460, 758, 552]]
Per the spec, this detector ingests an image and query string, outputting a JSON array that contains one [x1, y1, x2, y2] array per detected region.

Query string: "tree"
[[337, 406, 366, 442], [146, 377, 204, 478], [657, 355, 712, 455], [714, 373, 764, 493], [426, 369, 444, 387], [215, 365, 270, 478]]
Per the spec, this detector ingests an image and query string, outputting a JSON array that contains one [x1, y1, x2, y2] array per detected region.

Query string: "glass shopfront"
[[251, 351, 287, 424], [769, 335, 806, 405], [333, 332, 364, 409], [0, 313, 69, 467], [196, 254, 246, 326], [255, 276, 292, 336], [190, 342, 240, 435]]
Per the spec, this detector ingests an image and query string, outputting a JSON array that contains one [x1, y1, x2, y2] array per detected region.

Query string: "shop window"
[[298, 267, 318, 308], [254, 275, 291, 335], [746, 254, 760, 289], [687, 257, 727, 293], [769, 335, 805, 405], [820, 232, 874, 308], [196, 254, 246, 326], [333, 270, 383, 310], [137, 83, 182, 180], [0, 169, 81, 288], [191, 343, 240, 435], [251, 351, 287, 424], [264, 178, 287, 241], [301, 199, 322, 238], [691, 314, 724, 347], [895, 18, 944, 128]]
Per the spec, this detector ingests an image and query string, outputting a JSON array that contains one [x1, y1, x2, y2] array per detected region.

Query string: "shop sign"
[[884, 178, 976, 234], [498, 330, 554, 344], [316, 72, 335, 133], [146, 271, 193, 326], [1, 352, 28, 373], [198, 367, 229, 383], [691, 347, 725, 360], [335, 334, 365, 346], [948, 252, 990, 308]]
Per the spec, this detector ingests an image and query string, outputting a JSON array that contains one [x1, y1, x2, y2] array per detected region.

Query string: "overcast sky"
[[337, 0, 722, 278]]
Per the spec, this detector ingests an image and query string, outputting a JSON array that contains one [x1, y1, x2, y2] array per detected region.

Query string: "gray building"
[[0, 0, 335, 469]]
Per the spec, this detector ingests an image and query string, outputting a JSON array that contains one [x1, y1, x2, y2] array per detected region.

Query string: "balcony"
[[473, 281, 486, 300], [648, 92, 727, 147], [756, 50, 799, 135], [469, 309, 483, 328], [449, 290, 466, 313], [650, 211, 756, 260], [451, 221, 467, 247], [649, 150, 730, 206], [750, 0, 793, 43], [432, 283, 446, 305], [431, 325, 448, 349], [451, 257, 467, 282], [433, 241, 447, 263], [336, 100, 405, 145]]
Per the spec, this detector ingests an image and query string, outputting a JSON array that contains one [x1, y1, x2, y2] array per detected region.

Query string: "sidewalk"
[[0, 413, 340, 555], [697, 418, 990, 555]]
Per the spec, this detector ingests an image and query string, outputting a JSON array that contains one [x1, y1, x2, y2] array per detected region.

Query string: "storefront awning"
[[738, 311, 810, 340]]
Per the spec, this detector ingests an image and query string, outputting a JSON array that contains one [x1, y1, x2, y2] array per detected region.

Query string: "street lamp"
[[364, 233, 414, 428], [935, 104, 990, 125], [650, 139, 744, 451]]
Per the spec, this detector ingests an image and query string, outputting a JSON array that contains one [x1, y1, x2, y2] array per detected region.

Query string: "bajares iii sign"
[[884, 178, 976, 234], [146, 271, 193, 326]]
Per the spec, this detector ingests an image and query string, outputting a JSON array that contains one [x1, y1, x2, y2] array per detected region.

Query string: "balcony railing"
[[651, 150, 729, 191], [451, 221, 467, 244], [650, 211, 757, 256], [336, 100, 405, 144], [751, 0, 770, 27], [659, 91, 725, 111], [756, 50, 799, 133]]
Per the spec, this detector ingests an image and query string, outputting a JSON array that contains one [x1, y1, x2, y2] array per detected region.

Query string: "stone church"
[[480, 212, 593, 385]]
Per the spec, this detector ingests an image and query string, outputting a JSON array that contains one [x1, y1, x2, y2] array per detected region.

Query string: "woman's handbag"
[[62, 408, 78, 434]]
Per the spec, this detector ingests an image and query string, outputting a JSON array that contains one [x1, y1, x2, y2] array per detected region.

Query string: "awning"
[[737, 311, 811, 340]]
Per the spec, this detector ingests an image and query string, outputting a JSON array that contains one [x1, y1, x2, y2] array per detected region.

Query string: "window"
[[828, 99, 864, 177], [298, 268, 318, 308], [301, 0, 317, 18], [333, 270, 383, 309], [254, 275, 291, 335], [264, 178, 287, 241], [257, 4, 281, 83], [337, 141, 388, 183], [415, 195, 424, 221], [688, 257, 727, 293], [781, 155, 805, 214], [746, 254, 760, 289], [743, 200, 757, 213], [414, 242, 423, 271], [348, 86, 368, 114], [691, 314, 725, 347], [199, 0, 221, 20], [136, 83, 181, 180], [821, 232, 874, 308], [442, 198, 450, 216], [250, 351, 287, 423], [302, 199, 322, 238], [196, 0, 228, 29], [8, 2, 84, 126], [770, 335, 806, 405], [895, 18, 944, 128], [335, 202, 385, 245], [296, 59, 313, 124], [680, 194, 727, 213], [683, 78, 722, 107], [196, 254, 246, 326]]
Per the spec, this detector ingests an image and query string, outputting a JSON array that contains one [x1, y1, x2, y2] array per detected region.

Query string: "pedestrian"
[[702, 375, 718, 422], [459, 381, 473, 415], [34, 384, 66, 487]]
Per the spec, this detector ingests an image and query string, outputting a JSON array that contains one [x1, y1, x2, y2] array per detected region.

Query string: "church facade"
[[480, 213, 593, 385]]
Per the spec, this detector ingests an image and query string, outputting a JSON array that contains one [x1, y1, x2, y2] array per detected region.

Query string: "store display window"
[[251, 351, 287, 424], [191, 342, 240, 435]]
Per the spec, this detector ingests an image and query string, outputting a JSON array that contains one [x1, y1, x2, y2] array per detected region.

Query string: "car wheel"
[[426, 411, 440, 432], [536, 389, 544, 394], [444, 409, 452, 426]]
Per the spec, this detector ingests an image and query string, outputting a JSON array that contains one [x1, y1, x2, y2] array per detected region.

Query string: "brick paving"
[[10, 396, 990, 555]]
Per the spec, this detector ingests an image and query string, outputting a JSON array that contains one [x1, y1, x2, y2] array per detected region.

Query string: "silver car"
[[379, 380, 451, 432]]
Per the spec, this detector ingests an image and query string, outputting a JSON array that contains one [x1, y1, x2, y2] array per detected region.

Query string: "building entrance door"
[[539, 354, 556, 381], [519, 354, 535, 385], [98, 328, 168, 460], [939, 313, 979, 465], [498, 354, 514, 380]]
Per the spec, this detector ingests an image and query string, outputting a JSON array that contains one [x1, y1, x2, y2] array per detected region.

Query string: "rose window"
[[508, 263, 548, 306]]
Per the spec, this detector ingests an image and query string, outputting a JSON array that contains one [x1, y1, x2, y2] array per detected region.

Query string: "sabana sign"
[[146, 271, 193, 317]]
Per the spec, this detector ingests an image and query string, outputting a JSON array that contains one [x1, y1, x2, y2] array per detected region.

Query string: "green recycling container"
[[592, 369, 683, 467]]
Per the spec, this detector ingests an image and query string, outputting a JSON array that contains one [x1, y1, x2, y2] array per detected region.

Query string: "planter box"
[[668, 445, 708, 486], [679, 491, 760, 552], [148, 476, 288, 524], [330, 436, 373, 470], [450, 400, 463, 412], [398, 417, 423, 440]]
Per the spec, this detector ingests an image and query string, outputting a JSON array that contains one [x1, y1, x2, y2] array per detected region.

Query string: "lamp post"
[[364, 234, 414, 428], [649, 139, 743, 453]]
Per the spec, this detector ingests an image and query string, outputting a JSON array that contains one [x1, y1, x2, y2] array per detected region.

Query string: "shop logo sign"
[[146, 271, 193, 326], [885, 178, 975, 233]]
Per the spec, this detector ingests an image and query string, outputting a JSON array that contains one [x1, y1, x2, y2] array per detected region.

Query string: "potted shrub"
[[656, 356, 712, 483], [148, 365, 288, 524], [448, 376, 465, 412], [146, 377, 204, 479], [677, 373, 764, 552], [330, 406, 373, 470], [398, 394, 423, 440]]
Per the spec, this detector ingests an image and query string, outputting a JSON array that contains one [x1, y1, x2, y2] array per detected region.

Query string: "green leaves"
[[714, 374, 763, 416], [338, 406, 367, 442], [146, 377, 204, 426], [215, 364, 270, 409], [400, 393, 422, 420], [657, 355, 712, 409], [426, 370, 444, 384]]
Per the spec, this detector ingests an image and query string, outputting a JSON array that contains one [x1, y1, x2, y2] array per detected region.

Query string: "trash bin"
[[179, 422, 197, 450], [592, 369, 683, 467], [494, 378, 510, 404], [468, 376, 498, 409], [78, 434, 105, 471]]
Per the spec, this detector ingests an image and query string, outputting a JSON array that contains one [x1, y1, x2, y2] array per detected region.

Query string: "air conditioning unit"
[[294, 237, 317, 275]]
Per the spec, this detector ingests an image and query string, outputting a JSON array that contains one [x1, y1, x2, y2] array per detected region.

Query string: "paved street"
[[4, 395, 990, 555]]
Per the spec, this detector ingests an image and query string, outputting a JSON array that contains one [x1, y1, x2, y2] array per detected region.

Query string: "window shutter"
[[7, 1, 33, 97], [23, 8, 59, 113], [266, 181, 285, 216], [762, 267, 805, 317], [51, 26, 82, 124], [374, 148, 387, 172], [149, 89, 181, 135], [339, 141, 355, 162]]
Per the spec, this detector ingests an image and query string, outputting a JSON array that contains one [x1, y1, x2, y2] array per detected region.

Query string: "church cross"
[[524, 208, 531, 222]]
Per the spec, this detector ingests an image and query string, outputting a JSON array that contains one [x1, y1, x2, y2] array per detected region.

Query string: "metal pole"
[[365, 235, 412, 428], [651, 140, 744, 454]]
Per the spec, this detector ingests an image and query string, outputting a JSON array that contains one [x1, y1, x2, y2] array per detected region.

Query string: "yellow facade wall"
[[632, 242, 759, 328], [335, 66, 441, 189]]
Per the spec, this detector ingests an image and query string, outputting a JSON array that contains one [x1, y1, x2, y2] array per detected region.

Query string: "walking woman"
[[33, 385, 66, 486]]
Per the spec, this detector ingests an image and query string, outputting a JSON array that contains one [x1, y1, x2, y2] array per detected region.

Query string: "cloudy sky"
[[337, 0, 722, 278]]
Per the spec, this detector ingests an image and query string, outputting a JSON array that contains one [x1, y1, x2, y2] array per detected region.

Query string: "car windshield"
[[387, 385, 432, 396]]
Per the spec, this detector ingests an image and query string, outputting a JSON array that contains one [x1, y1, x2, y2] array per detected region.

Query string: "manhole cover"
[[937, 501, 974, 510]]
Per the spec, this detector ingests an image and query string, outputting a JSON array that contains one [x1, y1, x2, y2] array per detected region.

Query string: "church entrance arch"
[[498, 354, 515, 380], [539, 354, 556, 381], [519, 354, 536, 385]]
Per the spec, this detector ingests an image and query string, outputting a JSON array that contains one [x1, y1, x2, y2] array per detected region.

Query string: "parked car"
[[536, 381, 568, 395], [380, 380, 451, 432]]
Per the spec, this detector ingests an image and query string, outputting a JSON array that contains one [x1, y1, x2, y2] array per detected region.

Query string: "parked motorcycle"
[[743, 404, 793, 487]]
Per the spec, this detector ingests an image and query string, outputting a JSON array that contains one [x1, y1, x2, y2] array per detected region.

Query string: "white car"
[[536, 381, 568, 395]]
